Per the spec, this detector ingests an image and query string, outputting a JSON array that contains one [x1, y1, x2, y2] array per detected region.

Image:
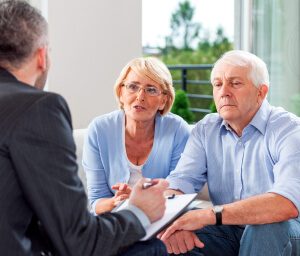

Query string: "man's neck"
[[7, 60, 38, 87]]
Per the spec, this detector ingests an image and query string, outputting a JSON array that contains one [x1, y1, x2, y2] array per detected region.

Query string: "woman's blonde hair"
[[114, 57, 175, 115]]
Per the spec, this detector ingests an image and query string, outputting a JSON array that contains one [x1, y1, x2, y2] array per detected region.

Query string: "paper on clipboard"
[[114, 193, 197, 241]]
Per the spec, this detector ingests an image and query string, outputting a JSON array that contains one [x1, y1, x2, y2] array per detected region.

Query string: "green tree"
[[167, 0, 201, 50], [171, 89, 194, 123], [144, 1, 234, 121]]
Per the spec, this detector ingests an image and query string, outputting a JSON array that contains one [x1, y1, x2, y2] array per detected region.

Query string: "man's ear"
[[37, 47, 47, 72], [258, 84, 269, 100]]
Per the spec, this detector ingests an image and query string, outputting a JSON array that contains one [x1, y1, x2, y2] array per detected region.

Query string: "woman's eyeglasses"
[[123, 83, 165, 97]]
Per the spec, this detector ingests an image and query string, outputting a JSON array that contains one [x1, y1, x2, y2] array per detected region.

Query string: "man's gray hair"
[[210, 50, 270, 88], [0, 0, 48, 69]]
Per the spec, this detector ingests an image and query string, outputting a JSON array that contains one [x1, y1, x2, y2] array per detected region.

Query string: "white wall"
[[48, 1, 142, 128]]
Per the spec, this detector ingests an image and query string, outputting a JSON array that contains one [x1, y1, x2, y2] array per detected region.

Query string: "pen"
[[142, 180, 154, 189]]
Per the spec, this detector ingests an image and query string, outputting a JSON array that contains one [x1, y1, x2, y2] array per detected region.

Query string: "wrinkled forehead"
[[212, 62, 250, 81]]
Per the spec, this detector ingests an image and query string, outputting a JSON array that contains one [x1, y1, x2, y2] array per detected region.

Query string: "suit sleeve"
[[9, 93, 145, 256]]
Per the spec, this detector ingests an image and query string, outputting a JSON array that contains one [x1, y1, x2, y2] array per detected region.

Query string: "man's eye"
[[232, 82, 242, 87], [213, 83, 222, 87]]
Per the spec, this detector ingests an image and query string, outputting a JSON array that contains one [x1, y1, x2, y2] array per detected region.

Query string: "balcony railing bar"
[[186, 94, 213, 99], [167, 64, 213, 115], [173, 80, 211, 85]]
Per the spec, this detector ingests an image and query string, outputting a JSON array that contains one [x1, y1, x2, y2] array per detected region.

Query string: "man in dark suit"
[[0, 1, 169, 255]]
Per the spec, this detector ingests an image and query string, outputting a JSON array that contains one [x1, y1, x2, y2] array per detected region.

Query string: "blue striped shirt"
[[167, 100, 300, 212]]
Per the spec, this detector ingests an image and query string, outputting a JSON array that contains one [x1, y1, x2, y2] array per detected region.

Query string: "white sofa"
[[73, 128, 210, 202]]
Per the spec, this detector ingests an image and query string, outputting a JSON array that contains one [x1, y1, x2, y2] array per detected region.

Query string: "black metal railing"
[[167, 64, 213, 120]]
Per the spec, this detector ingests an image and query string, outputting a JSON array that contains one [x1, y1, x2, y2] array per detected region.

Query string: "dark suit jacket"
[[0, 68, 145, 256]]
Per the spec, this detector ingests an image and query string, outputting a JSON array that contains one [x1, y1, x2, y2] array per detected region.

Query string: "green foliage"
[[160, 32, 232, 121], [171, 89, 194, 123], [144, 0, 234, 121], [167, 0, 200, 50], [209, 101, 217, 113]]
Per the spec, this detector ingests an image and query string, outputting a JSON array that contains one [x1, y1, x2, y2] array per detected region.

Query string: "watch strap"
[[213, 206, 223, 225], [215, 211, 222, 225]]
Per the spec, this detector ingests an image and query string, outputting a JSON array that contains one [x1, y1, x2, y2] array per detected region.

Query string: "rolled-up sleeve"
[[267, 122, 300, 213], [167, 124, 208, 194]]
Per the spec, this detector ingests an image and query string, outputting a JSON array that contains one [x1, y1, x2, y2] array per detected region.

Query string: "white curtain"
[[251, 0, 300, 115]]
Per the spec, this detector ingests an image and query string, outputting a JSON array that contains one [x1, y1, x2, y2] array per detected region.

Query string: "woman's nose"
[[136, 88, 145, 101]]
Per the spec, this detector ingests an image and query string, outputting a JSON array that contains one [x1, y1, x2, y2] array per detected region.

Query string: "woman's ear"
[[119, 87, 124, 105], [159, 94, 168, 110]]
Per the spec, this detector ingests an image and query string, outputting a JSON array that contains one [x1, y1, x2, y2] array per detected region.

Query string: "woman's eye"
[[147, 87, 158, 94], [128, 84, 138, 90]]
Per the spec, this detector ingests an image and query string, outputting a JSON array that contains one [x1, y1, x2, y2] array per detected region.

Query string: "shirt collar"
[[249, 99, 271, 135], [220, 99, 272, 135]]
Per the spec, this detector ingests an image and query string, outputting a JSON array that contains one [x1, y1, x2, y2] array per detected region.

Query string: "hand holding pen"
[[129, 178, 169, 223]]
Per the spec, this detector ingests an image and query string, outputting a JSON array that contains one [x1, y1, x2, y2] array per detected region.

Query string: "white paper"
[[114, 193, 197, 241]]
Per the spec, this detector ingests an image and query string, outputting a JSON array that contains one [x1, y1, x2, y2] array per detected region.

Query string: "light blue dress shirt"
[[167, 100, 300, 213], [82, 110, 190, 212]]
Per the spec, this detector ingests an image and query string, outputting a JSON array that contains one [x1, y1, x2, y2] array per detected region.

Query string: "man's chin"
[[219, 110, 236, 121]]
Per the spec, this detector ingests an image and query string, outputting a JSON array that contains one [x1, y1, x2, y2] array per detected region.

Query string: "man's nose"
[[220, 83, 231, 96]]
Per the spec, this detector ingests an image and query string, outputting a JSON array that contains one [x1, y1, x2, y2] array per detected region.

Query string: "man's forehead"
[[213, 64, 249, 79]]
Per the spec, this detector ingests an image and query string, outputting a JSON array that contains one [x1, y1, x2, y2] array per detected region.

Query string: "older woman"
[[82, 57, 190, 214]]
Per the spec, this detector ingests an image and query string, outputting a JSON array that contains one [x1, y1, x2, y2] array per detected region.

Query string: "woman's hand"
[[94, 183, 132, 214], [111, 183, 132, 206]]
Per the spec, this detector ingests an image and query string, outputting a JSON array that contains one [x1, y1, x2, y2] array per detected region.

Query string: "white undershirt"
[[122, 119, 144, 187], [127, 161, 144, 187]]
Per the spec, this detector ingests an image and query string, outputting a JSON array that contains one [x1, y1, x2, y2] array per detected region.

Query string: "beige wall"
[[48, 1, 142, 128]]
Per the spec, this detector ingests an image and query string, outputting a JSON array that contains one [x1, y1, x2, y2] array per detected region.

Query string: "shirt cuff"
[[91, 198, 101, 215], [167, 178, 196, 194], [124, 204, 151, 229]]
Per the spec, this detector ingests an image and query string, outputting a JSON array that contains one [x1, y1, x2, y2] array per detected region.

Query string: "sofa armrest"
[[73, 129, 87, 193]]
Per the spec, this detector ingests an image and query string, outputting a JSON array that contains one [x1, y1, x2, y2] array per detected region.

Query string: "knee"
[[239, 222, 300, 256], [241, 222, 291, 247], [243, 222, 289, 239]]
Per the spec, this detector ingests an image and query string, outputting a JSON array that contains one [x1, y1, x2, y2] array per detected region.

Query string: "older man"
[[0, 1, 168, 255], [161, 50, 300, 255]]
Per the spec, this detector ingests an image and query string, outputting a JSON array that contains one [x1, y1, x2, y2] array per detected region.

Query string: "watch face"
[[214, 205, 224, 212]]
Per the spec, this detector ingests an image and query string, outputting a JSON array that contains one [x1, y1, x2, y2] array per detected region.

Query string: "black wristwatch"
[[212, 205, 224, 225]]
